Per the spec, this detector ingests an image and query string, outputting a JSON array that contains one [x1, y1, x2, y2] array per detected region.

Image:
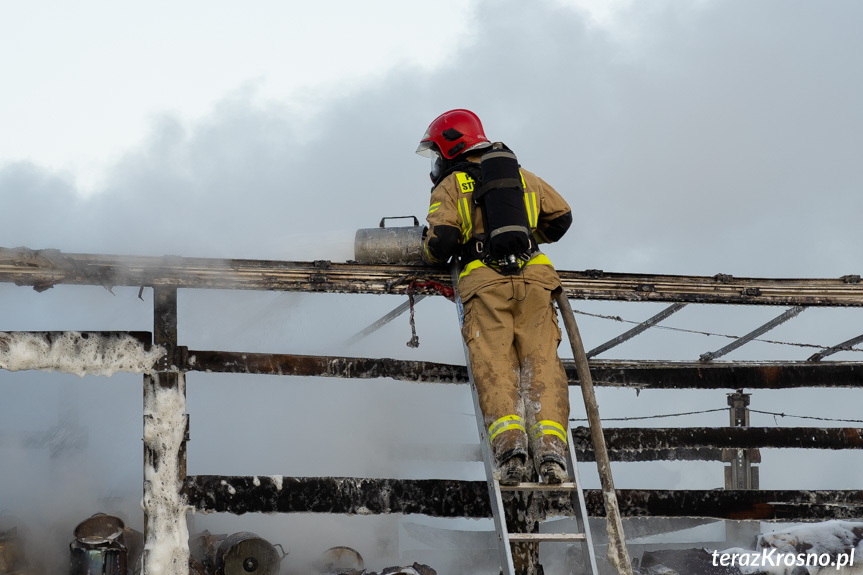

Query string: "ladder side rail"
[[565, 424, 601, 575], [449, 261, 517, 574]]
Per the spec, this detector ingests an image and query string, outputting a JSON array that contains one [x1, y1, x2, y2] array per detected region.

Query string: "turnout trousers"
[[461, 278, 570, 470]]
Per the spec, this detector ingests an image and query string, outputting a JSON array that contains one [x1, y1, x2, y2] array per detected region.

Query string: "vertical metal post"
[[724, 390, 758, 490], [143, 287, 189, 575], [555, 292, 633, 575]]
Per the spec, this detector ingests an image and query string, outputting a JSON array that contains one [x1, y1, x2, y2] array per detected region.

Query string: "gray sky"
[[1, 0, 862, 569]]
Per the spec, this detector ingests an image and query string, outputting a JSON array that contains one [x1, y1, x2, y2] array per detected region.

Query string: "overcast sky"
[[2, 0, 862, 570]]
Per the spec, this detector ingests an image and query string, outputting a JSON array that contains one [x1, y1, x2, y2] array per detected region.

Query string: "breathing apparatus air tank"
[[354, 216, 425, 265]]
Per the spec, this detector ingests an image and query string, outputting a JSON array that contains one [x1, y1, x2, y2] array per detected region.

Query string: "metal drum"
[[215, 532, 283, 575], [354, 216, 425, 265]]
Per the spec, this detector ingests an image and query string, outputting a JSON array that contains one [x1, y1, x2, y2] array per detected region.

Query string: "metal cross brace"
[[344, 295, 426, 346], [808, 332, 863, 362], [587, 303, 687, 358], [699, 306, 806, 362]]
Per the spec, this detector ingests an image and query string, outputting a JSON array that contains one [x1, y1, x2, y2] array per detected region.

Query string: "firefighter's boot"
[[499, 454, 528, 486], [539, 460, 568, 484]]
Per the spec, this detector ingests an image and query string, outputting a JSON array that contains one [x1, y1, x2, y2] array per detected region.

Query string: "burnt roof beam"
[[184, 475, 863, 520], [2, 247, 863, 307]]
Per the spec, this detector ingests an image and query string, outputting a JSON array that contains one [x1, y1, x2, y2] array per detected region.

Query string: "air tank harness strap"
[[405, 279, 456, 348]]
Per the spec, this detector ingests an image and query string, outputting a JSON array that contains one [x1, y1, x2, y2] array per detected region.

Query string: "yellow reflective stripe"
[[459, 197, 473, 242], [490, 423, 526, 442], [523, 192, 538, 228], [458, 258, 486, 281], [539, 429, 567, 442], [525, 253, 553, 268], [428, 202, 441, 214], [531, 420, 568, 444], [530, 192, 539, 228], [489, 414, 523, 430], [489, 415, 525, 443], [536, 420, 566, 433], [459, 253, 553, 281]]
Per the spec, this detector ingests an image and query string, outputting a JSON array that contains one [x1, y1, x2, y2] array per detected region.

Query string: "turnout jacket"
[[422, 152, 573, 301]]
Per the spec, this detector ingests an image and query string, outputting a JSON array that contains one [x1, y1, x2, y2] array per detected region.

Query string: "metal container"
[[69, 538, 126, 575], [354, 216, 425, 265], [69, 514, 130, 575], [214, 532, 284, 575], [318, 546, 364, 574]]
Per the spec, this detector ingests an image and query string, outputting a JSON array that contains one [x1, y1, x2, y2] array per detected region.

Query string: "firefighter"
[[416, 109, 573, 485]]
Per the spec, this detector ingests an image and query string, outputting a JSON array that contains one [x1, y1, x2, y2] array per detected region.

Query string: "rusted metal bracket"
[[699, 306, 806, 362], [586, 303, 687, 358]]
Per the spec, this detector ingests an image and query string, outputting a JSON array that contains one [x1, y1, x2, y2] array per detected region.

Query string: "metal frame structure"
[[2, 247, 863, 573]]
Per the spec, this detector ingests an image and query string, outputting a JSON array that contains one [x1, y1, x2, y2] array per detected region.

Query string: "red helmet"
[[416, 109, 490, 159]]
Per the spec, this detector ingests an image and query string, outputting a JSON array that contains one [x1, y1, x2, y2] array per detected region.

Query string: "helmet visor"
[[416, 138, 438, 158]]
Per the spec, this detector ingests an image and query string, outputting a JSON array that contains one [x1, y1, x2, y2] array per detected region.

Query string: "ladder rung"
[[508, 533, 586, 543], [498, 482, 577, 491]]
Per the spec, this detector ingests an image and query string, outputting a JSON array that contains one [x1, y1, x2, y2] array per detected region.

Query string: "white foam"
[[142, 373, 191, 575], [0, 331, 164, 377]]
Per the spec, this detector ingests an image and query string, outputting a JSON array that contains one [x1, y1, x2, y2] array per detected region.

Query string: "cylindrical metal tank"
[[215, 532, 283, 575], [69, 514, 130, 575], [69, 538, 126, 575], [354, 216, 425, 265]]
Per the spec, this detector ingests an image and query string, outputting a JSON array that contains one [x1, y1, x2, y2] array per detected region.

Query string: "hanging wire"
[[749, 408, 863, 425], [569, 408, 727, 422], [563, 408, 863, 424], [570, 308, 863, 353]]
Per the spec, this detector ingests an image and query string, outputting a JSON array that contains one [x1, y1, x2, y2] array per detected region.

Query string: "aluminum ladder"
[[449, 262, 618, 575]]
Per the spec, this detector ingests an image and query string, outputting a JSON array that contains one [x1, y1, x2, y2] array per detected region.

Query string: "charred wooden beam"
[[184, 475, 492, 518], [572, 427, 863, 462], [612, 489, 863, 520], [185, 350, 467, 383], [3, 247, 862, 306], [182, 351, 863, 389], [583, 360, 863, 389], [184, 476, 863, 520], [0, 331, 151, 349], [0, 331, 159, 375]]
